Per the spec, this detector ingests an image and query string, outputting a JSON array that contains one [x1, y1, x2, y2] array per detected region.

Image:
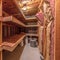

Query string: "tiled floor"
[[20, 44, 41, 60], [3, 44, 42, 60]]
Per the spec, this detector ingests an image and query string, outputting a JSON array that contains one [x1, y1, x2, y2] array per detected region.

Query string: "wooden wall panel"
[[0, 21, 2, 60], [0, 0, 2, 16], [0, 0, 2, 60], [55, 0, 60, 60], [0, 22, 2, 45], [0, 52, 2, 60]]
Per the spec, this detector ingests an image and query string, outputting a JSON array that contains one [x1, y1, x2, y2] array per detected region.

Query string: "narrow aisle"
[[20, 44, 41, 60]]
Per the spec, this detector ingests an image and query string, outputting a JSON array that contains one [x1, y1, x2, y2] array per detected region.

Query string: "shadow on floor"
[[3, 45, 24, 60]]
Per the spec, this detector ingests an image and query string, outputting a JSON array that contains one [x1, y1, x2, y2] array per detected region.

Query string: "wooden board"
[[2, 33, 26, 52], [38, 24, 42, 53], [2, 16, 26, 27], [26, 25, 39, 27], [0, 21, 2, 60], [55, 0, 60, 60], [0, 0, 2, 16], [26, 33, 38, 37], [0, 52, 2, 60]]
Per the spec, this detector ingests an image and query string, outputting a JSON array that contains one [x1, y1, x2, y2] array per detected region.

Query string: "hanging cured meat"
[[36, 12, 44, 26]]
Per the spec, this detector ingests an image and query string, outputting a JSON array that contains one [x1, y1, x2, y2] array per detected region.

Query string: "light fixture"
[[22, 6, 31, 11], [22, 7, 27, 11], [19, 2, 23, 7], [22, 0, 29, 5]]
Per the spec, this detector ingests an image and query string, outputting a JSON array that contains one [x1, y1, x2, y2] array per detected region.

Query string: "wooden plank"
[[0, 52, 2, 60], [55, 0, 60, 60], [0, 21, 2, 60], [2, 33, 26, 52], [54, 18, 56, 60], [38, 24, 42, 53], [3, 11, 9, 16], [26, 25, 39, 27], [2, 16, 26, 27], [42, 17, 46, 57], [12, 16, 25, 27], [26, 33, 38, 37], [0, 0, 2, 16], [25, 16, 36, 20], [2, 16, 39, 27], [2, 11, 26, 26]]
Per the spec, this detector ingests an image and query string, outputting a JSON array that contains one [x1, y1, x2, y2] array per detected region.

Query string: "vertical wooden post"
[[0, 21, 2, 60], [0, 51, 2, 60], [14, 26, 15, 34], [8, 26, 10, 37], [0, 0, 2, 60], [38, 22, 40, 52], [0, 0, 2, 16], [43, 17, 47, 58], [38, 22, 42, 53]]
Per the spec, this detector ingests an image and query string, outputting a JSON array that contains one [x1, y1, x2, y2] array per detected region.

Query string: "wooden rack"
[[1, 0, 43, 60], [0, 15, 26, 52], [25, 21, 39, 27], [2, 16, 26, 27], [25, 16, 36, 20], [0, 0, 39, 60], [26, 33, 38, 37], [26, 25, 39, 27], [2, 33, 26, 52], [1, 16, 39, 28], [0, 17, 26, 52]]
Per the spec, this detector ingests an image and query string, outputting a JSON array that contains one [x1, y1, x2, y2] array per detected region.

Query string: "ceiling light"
[[19, 2, 23, 7], [22, 1, 29, 4], [27, 6, 31, 10], [22, 7, 27, 11]]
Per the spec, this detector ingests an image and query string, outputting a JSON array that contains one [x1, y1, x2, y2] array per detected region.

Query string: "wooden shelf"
[[1, 16, 39, 27], [25, 16, 36, 20], [26, 25, 39, 27], [2, 16, 39, 27], [2, 16, 26, 27], [26, 33, 38, 37], [13, 0, 37, 20], [2, 33, 26, 52], [25, 21, 39, 27]]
